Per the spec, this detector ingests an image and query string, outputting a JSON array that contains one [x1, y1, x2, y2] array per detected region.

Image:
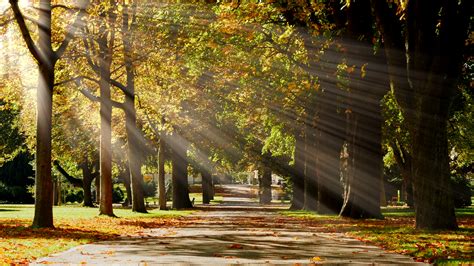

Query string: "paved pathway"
[[35, 185, 422, 265]]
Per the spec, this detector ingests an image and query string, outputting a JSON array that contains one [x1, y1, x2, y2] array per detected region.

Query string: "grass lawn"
[[0, 205, 194, 264], [188, 193, 224, 205], [281, 207, 474, 264]]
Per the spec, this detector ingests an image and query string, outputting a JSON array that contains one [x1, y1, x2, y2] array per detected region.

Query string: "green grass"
[[0, 204, 193, 220], [188, 193, 224, 205]]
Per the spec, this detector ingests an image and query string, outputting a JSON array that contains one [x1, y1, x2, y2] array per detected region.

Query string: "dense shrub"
[[112, 186, 124, 203], [451, 176, 472, 208], [0, 152, 34, 203], [64, 189, 84, 204]]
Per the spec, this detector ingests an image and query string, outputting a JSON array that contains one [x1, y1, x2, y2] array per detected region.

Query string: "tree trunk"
[[391, 142, 414, 206], [121, 165, 132, 207], [80, 160, 95, 207], [412, 105, 456, 229], [158, 137, 167, 210], [97, 3, 116, 216], [98, 43, 114, 217], [340, 110, 384, 219], [209, 176, 215, 200], [259, 167, 272, 204], [95, 174, 100, 205], [371, 0, 468, 230], [32, 63, 55, 228], [316, 106, 344, 214], [122, 3, 146, 213], [303, 123, 318, 211], [125, 90, 146, 213], [202, 170, 213, 204], [82, 177, 93, 207], [11, 0, 84, 229], [290, 133, 305, 210], [171, 137, 192, 209]]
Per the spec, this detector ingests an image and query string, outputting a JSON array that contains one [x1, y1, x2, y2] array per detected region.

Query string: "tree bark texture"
[[33, 59, 55, 228], [158, 137, 167, 210], [316, 91, 345, 214], [303, 121, 318, 211], [171, 137, 192, 209], [290, 132, 305, 210], [120, 165, 132, 207], [202, 169, 213, 204], [98, 32, 115, 217], [122, 3, 146, 213], [97, 1, 117, 217], [259, 167, 272, 204]]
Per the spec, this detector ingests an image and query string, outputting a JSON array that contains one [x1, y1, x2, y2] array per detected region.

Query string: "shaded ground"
[[34, 185, 423, 265]]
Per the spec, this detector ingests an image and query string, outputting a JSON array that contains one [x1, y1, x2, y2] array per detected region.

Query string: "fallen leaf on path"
[[228, 244, 243, 249], [310, 256, 322, 262], [352, 250, 369, 254], [80, 251, 93, 255], [99, 250, 115, 255]]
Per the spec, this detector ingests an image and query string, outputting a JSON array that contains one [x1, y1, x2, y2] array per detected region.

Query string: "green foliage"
[[0, 100, 26, 164], [142, 179, 157, 198], [450, 176, 471, 208], [0, 152, 34, 203], [64, 189, 84, 204], [112, 186, 125, 204]]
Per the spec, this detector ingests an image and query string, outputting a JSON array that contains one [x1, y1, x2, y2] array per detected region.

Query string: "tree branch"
[[82, 37, 100, 73], [53, 160, 83, 188], [67, 76, 125, 109], [9, 0, 41, 63], [0, 18, 14, 27]]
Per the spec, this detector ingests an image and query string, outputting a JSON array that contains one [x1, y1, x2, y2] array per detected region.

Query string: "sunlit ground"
[[0, 204, 194, 264]]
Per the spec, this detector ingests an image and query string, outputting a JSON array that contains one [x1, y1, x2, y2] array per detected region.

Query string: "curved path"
[[34, 185, 423, 265]]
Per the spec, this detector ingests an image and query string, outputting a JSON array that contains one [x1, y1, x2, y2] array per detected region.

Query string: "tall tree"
[[371, 0, 471, 229], [8, 0, 86, 227], [259, 166, 272, 204], [121, 1, 147, 213], [289, 132, 305, 210], [170, 132, 193, 209], [339, 0, 384, 219]]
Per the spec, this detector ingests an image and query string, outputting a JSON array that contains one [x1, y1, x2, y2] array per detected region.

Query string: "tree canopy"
[[0, 0, 471, 230]]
